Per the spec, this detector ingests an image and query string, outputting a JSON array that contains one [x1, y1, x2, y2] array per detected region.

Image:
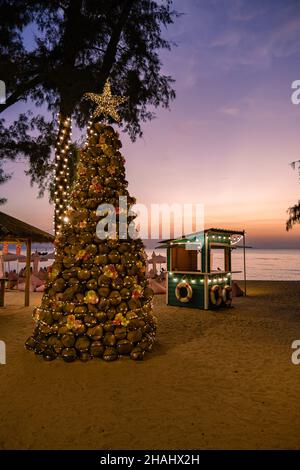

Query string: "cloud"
[[210, 31, 241, 48], [228, 0, 266, 22], [207, 2, 300, 71], [219, 106, 240, 116]]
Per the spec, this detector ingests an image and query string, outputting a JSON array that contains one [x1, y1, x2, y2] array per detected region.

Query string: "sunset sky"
[[2, 0, 300, 248]]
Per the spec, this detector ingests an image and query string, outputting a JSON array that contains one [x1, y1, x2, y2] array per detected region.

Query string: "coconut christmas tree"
[[25, 81, 156, 362]]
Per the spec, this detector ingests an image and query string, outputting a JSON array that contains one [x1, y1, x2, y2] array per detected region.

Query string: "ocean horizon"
[[2, 245, 300, 281]]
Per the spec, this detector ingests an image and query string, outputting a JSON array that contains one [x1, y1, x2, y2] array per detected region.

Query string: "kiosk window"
[[210, 246, 229, 272], [171, 248, 198, 271]]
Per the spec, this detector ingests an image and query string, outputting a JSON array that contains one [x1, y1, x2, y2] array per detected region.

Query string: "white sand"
[[1, 281, 300, 449]]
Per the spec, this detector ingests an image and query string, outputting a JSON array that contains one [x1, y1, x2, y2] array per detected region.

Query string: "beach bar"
[[158, 228, 246, 310], [0, 211, 54, 307]]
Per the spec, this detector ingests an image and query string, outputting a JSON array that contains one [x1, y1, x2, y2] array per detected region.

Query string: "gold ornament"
[[84, 80, 127, 122]]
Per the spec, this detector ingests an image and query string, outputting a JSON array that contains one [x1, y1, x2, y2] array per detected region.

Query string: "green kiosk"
[[158, 228, 246, 310]]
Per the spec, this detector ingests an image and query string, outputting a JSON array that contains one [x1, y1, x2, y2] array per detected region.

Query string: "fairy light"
[[54, 114, 72, 236]]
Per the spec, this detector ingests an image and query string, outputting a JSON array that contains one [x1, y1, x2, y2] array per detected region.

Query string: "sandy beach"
[[1, 281, 300, 450]]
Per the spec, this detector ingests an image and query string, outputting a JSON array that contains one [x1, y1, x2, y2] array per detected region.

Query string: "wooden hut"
[[0, 211, 54, 307], [158, 228, 246, 310]]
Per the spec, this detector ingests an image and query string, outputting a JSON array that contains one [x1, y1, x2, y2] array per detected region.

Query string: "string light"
[[54, 115, 72, 236]]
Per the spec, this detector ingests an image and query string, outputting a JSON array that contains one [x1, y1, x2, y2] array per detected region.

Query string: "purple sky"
[[2, 0, 300, 248]]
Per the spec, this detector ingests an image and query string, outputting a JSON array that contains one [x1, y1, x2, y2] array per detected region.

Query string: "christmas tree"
[[25, 82, 156, 362]]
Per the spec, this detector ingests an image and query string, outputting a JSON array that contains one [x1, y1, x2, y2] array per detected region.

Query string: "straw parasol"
[[148, 252, 166, 272], [0, 211, 54, 306]]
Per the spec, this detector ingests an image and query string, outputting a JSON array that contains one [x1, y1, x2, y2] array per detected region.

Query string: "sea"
[[2, 245, 300, 281], [148, 248, 300, 281]]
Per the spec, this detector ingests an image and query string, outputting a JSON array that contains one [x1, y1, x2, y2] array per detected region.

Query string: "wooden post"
[[243, 232, 247, 296], [0, 279, 6, 307], [204, 233, 209, 310], [25, 238, 31, 307]]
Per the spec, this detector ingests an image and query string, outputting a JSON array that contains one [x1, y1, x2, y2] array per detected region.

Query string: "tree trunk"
[[54, 113, 72, 236]]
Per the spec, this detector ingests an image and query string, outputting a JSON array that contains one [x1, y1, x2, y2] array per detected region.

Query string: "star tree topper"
[[85, 80, 127, 122]]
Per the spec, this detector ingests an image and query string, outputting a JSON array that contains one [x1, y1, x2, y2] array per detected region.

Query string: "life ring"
[[175, 280, 193, 303], [210, 285, 223, 307], [222, 285, 232, 306]]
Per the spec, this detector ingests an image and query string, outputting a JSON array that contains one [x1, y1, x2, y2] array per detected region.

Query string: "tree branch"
[[101, 0, 135, 82], [0, 75, 42, 114]]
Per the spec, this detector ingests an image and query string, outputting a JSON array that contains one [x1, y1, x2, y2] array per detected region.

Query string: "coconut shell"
[[111, 277, 123, 290], [106, 307, 117, 320], [39, 310, 53, 325], [79, 352, 91, 362], [95, 254, 108, 266], [116, 302, 128, 314], [75, 337, 90, 352], [117, 339, 133, 355], [115, 327, 127, 340], [120, 288, 131, 300], [86, 279, 98, 290], [61, 333, 76, 348], [98, 244, 109, 254], [123, 276, 134, 288], [39, 324, 52, 335], [128, 298, 141, 310], [91, 325, 103, 340], [77, 269, 91, 281], [109, 291, 122, 306], [90, 341, 105, 358], [127, 329, 143, 343], [63, 302, 75, 314], [95, 311, 107, 322], [48, 337, 63, 354], [43, 349, 57, 361], [103, 332, 116, 347], [74, 305, 87, 315], [25, 336, 36, 351], [99, 298, 109, 310], [103, 347, 118, 361], [84, 314, 97, 327], [103, 321, 114, 332], [88, 304, 98, 314], [98, 287, 110, 298], [34, 341, 48, 355], [108, 251, 120, 264], [127, 319, 141, 330], [130, 347, 145, 361], [61, 347, 77, 362]]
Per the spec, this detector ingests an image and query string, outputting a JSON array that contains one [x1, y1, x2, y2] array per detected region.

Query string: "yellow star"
[[84, 80, 127, 122]]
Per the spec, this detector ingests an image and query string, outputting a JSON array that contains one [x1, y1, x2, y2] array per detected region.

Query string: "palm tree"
[[286, 201, 300, 231], [286, 159, 300, 231]]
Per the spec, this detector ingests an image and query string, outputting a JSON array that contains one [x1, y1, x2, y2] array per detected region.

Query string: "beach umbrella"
[[148, 253, 166, 271], [154, 254, 166, 264]]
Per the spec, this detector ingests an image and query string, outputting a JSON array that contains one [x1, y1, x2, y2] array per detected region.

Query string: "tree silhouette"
[[0, 0, 178, 230]]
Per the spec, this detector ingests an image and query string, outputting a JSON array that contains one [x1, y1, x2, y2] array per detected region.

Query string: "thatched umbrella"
[[0, 211, 54, 306], [148, 252, 166, 272]]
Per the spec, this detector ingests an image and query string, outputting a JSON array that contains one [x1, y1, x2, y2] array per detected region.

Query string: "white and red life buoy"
[[175, 280, 193, 303], [222, 285, 232, 306], [210, 285, 223, 307]]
